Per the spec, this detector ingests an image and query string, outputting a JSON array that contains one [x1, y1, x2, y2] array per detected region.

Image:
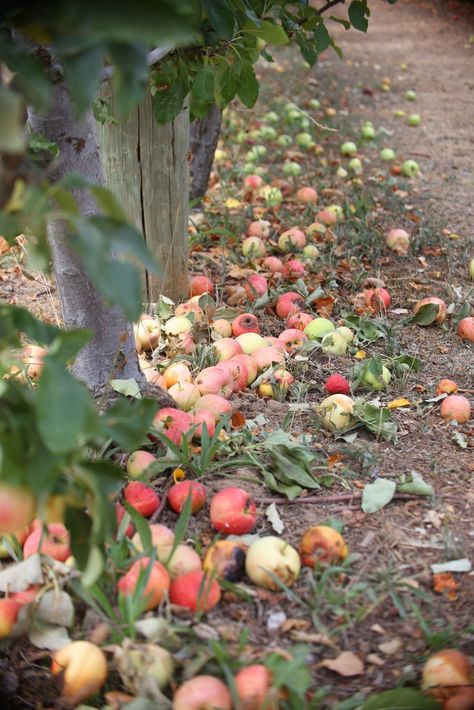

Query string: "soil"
[[1, 0, 474, 708]]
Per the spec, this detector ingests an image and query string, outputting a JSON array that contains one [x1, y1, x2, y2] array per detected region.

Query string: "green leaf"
[[103, 398, 158, 450], [65, 508, 93, 569], [0, 35, 50, 109], [110, 379, 141, 399], [361, 478, 396, 513], [237, 63, 259, 109], [314, 21, 331, 54], [348, 0, 370, 32], [36, 359, 99, 454], [61, 44, 105, 115], [89, 186, 127, 220], [190, 64, 215, 118], [0, 305, 63, 350], [92, 97, 117, 126], [152, 63, 189, 124], [243, 20, 289, 45], [201, 0, 235, 40], [124, 502, 153, 555], [108, 42, 149, 117], [215, 60, 239, 108], [354, 403, 398, 441], [362, 688, 442, 710], [396, 471, 433, 497], [48, 329, 92, 363], [409, 303, 441, 326], [81, 545, 104, 587]]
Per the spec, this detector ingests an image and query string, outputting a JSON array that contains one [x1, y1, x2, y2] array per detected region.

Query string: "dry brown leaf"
[[432, 572, 458, 600], [378, 638, 403, 656], [321, 651, 364, 676]]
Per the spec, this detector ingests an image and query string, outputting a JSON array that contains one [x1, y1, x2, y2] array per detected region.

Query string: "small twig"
[[100, 46, 173, 83], [318, 0, 346, 16], [150, 477, 174, 523], [255, 493, 426, 505]]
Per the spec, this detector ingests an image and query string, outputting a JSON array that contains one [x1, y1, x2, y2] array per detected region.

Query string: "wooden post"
[[99, 88, 189, 303]]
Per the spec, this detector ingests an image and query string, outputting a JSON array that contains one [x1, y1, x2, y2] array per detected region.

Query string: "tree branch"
[[100, 46, 173, 83], [255, 493, 425, 505], [318, 0, 346, 15]]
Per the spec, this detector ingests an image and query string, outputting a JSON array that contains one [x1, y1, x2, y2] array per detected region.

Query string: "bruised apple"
[[203, 540, 247, 582], [422, 649, 473, 702], [51, 641, 108, 705], [152, 408, 192, 445], [173, 675, 232, 710], [232, 313, 260, 337], [436, 379, 458, 396], [23, 523, 70, 561], [413, 297, 447, 324], [299, 525, 348, 567]]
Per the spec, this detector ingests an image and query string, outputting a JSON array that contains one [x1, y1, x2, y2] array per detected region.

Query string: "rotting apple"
[[287, 312, 314, 331], [232, 313, 260, 337], [210, 487, 257, 535], [299, 525, 348, 567], [386, 228, 410, 255], [169, 570, 221, 613], [422, 649, 472, 702], [436, 379, 458, 396], [245, 536, 301, 591], [413, 296, 447, 324], [203, 540, 247, 582], [275, 292, 305, 319], [167, 481, 207, 514], [244, 273, 268, 302], [278, 328, 307, 353], [117, 557, 170, 611], [318, 394, 355, 431], [282, 258, 305, 282], [190, 274, 214, 297], [0, 599, 20, 639], [51, 641, 108, 706], [173, 675, 232, 710]]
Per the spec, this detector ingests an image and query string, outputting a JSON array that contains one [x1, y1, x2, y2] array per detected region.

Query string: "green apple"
[[469, 257, 474, 280], [340, 141, 358, 156], [283, 161, 302, 177], [319, 394, 355, 431], [277, 134, 292, 147], [336, 167, 348, 178], [261, 186, 283, 207], [321, 331, 347, 355], [304, 318, 335, 340], [393, 109, 405, 118], [309, 99, 320, 109], [361, 365, 391, 390], [296, 132, 314, 149], [405, 90, 416, 101], [302, 244, 319, 260], [402, 159, 420, 177], [380, 148, 396, 162], [348, 157, 363, 174], [326, 204, 343, 219], [259, 126, 277, 140], [407, 114, 421, 127], [264, 111, 279, 124], [361, 124, 375, 140], [335, 326, 355, 344]]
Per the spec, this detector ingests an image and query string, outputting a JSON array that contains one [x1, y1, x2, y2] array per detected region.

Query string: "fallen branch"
[[255, 492, 425, 505]]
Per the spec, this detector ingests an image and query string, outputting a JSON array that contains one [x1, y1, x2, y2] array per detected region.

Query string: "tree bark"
[[189, 105, 222, 202], [98, 88, 190, 303], [26, 81, 172, 404]]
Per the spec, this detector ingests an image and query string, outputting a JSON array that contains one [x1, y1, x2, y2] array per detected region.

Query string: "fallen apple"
[[275, 292, 305, 319], [195, 366, 233, 398], [242, 236, 266, 259], [0, 484, 35, 535], [413, 296, 447, 324], [235, 665, 273, 710], [166, 544, 202, 579], [296, 186, 318, 203], [163, 362, 192, 388], [232, 313, 260, 337], [23, 523, 70, 561], [457, 317, 474, 343], [51, 641, 108, 705], [304, 317, 335, 340], [210, 487, 257, 535], [386, 228, 410, 255], [321, 331, 348, 355], [340, 141, 357, 156], [422, 649, 472, 702], [173, 675, 232, 710], [212, 319, 233, 338], [0, 599, 20, 639], [235, 332, 267, 355], [194, 394, 233, 421], [168, 381, 201, 411], [167, 481, 206, 514], [190, 274, 214, 297], [117, 557, 170, 611], [379, 147, 396, 162], [164, 315, 193, 337], [123, 481, 160, 518], [319, 394, 355, 431], [203, 540, 247, 582], [299, 525, 348, 567], [246, 536, 300, 591], [152, 408, 192, 446], [170, 570, 221, 613], [278, 229, 307, 252], [325, 374, 351, 395], [440, 395, 471, 424], [402, 159, 420, 177], [361, 365, 391, 390], [435, 379, 458, 396]]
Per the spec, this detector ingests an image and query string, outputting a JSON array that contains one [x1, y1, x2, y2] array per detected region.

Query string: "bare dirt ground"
[[1, 1, 473, 708]]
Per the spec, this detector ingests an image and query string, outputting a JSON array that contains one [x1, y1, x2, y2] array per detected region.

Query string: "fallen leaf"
[[432, 573, 458, 600], [265, 503, 285, 534], [361, 478, 396, 513], [367, 653, 385, 666], [387, 398, 410, 409], [321, 651, 364, 676], [355, 350, 367, 360], [378, 637, 403, 656], [0, 555, 43, 592], [281, 618, 311, 633], [225, 198, 241, 209], [431, 558, 472, 574], [231, 410, 246, 429]]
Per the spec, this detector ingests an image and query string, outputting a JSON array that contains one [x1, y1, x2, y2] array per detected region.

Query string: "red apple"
[[263, 256, 283, 273], [152, 408, 192, 446], [167, 481, 207, 514], [23, 523, 70, 561], [166, 544, 202, 579], [316, 209, 337, 226], [217, 359, 249, 393], [168, 381, 201, 411], [457, 316, 474, 343], [252, 346, 285, 371], [296, 186, 318, 203], [324, 374, 351, 395], [190, 408, 217, 439], [248, 219, 272, 239], [422, 649, 472, 702], [210, 487, 257, 535], [436, 379, 458, 396], [235, 665, 273, 710], [123, 481, 160, 518], [278, 328, 307, 353], [213, 337, 243, 362], [173, 676, 231, 710], [282, 258, 305, 282], [275, 292, 305, 319], [244, 175, 263, 191], [231, 353, 258, 384], [195, 366, 233, 398], [170, 570, 221, 613], [115, 503, 135, 538], [0, 484, 35, 535], [440, 395, 471, 424], [287, 312, 314, 331], [299, 525, 348, 567], [194, 394, 233, 421], [117, 557, 170, 611], [364, 287, 391, 312], [232, 313, 260, 337], [190, 274, 214, 297], [278, 229, 306, 252], [245, 273, 268, 302], [22, 344, 47, 379]]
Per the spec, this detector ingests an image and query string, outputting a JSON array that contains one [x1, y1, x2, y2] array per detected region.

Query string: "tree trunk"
[[26, 81, 170, 402], [189, 106, 222, 202], [99, 87, 190, 303]]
